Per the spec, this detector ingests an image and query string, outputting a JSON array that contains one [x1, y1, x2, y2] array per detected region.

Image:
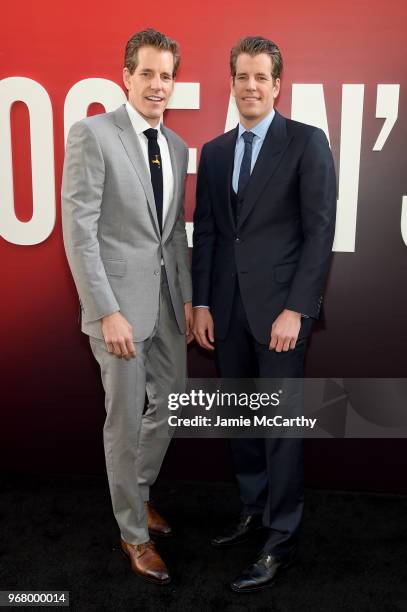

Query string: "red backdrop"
[[1, 0, 406, 489]]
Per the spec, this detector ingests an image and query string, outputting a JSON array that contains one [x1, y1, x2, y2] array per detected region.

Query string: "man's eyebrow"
[[236, 71, 271, 77], [138, 68, 172, 77]]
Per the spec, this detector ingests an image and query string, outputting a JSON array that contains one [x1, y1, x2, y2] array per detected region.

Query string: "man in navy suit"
[[192, 36, 336, 592]]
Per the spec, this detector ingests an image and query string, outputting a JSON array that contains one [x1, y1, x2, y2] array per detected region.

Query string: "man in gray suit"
[[62, 28, 192, 585]]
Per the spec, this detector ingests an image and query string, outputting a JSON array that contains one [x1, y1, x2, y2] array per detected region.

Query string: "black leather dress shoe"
[[230, 552, 294, 592], [211, 513, 263, 547]]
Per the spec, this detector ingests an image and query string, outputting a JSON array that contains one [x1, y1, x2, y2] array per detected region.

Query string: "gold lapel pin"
[[152, 155, 161, 167]]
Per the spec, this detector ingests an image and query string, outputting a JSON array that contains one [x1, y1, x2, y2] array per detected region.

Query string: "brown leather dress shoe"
[[120, 539, 171, 585], [145, 501, 172, 538]]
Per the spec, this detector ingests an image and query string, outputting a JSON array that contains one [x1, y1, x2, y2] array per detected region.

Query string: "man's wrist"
[[102, 310, 120, 322], [283, 308, 302, 318]]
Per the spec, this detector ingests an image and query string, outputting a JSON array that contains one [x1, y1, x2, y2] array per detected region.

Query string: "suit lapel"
[[161, 125, 180, 244], [237, 110, 292, 229], [113, 105, 160, 238], [216, 126, 239, 230]]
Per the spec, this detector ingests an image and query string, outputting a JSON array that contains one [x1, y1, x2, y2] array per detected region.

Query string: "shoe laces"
[[136, 540, 156, 556]]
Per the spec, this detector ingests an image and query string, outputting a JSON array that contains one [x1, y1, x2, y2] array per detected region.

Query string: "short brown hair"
[[230, 36, 283, 80], [124, 28, 180, 77]]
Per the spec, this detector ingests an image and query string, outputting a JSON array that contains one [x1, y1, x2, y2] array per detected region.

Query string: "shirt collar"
[[125, 101, 163, 136], [238, 108, 275, 141]]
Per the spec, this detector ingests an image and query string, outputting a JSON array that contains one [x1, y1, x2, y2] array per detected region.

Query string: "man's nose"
[[245, 77, 256, 90], [150, 74, 163, 90]]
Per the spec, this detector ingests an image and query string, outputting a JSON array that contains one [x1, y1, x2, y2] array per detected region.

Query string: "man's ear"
[[273, 77, 281, 99], [230, 75, 235, 97], [123, 67, 130, 91]]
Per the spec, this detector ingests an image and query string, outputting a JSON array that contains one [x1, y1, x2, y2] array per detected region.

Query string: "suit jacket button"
[[153, 270, 159, 276], [235, 237, 241, 243]]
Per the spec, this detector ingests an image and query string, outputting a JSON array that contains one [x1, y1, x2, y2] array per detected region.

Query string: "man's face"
[[123, 45, 175, 126], [231, 53, 280, 126]]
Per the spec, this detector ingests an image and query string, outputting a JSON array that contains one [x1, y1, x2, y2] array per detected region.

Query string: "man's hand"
[[192, 307, 215, 350], [101, 312, 136, 359], [269, 309, 301, 352], [184, 302, 194, 344]]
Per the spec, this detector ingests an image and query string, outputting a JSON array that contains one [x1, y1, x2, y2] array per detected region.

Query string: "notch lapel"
[[113, 105, 160, 238], [161, 125, 180, 244], [216, 126, 239, 230], [237, 111, 291, 229]]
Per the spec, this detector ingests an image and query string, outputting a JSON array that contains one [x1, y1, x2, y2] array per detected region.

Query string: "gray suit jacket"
[[61, 104, 192, 341]]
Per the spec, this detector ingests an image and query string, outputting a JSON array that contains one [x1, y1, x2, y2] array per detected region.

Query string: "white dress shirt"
[[125, 101, 174, 227]]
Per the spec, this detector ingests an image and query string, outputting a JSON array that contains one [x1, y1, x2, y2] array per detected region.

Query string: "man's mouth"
[[146, 96, 165, 102], [242, 96, 260, 101]]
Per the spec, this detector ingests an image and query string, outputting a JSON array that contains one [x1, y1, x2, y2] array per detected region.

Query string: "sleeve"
[[61, 120, 120, 323], [191, 144, 216, 308], [284, 128, 337, 318], [172, 145, 192, 303]]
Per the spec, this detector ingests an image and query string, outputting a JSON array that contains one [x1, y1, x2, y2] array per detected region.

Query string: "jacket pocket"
[[102, 259, 126, 277], [274, 261, 298, 284]]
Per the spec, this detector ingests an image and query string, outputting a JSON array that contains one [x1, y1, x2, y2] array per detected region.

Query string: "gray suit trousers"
[[89, 270, 186, 544]]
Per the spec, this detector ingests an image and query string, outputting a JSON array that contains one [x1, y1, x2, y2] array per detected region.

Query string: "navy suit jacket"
[[192, 110, 337, 344]]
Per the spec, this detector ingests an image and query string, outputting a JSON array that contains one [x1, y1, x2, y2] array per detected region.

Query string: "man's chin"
[[141, 109, 165, 123], [239, 112, 261, 122]]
